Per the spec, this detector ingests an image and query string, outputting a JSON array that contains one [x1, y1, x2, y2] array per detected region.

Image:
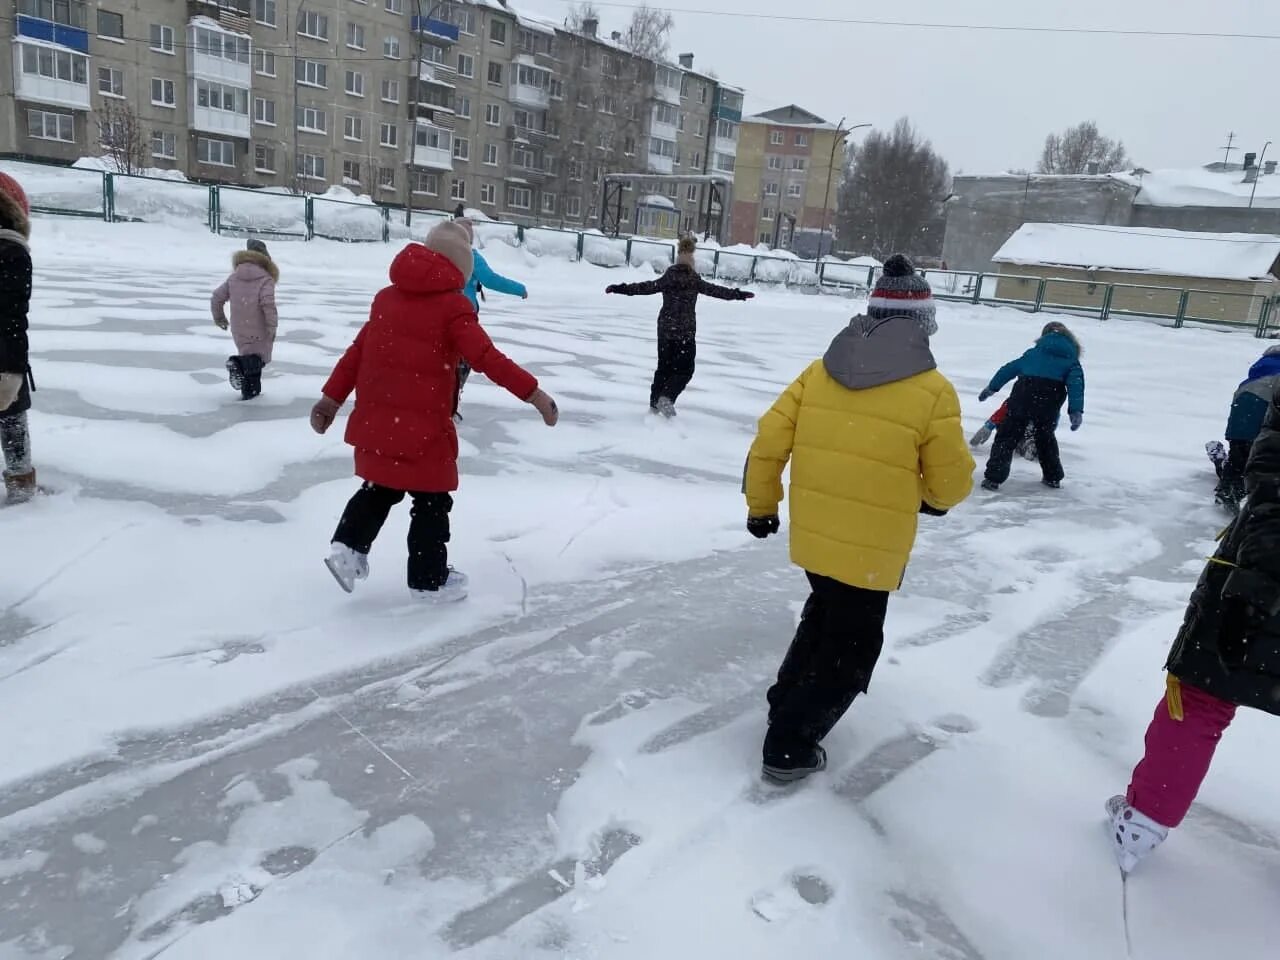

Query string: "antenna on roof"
[[1222, 131, 1238, 166]]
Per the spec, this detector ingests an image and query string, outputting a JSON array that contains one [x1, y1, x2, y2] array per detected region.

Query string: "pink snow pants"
[[1127, 679, 1237, 828]]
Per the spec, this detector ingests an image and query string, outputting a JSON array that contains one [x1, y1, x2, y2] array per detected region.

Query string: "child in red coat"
[[310, 221, 558, 601]]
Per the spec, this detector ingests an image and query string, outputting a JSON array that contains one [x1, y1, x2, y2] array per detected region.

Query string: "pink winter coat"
[[212, 250, 279, 362]]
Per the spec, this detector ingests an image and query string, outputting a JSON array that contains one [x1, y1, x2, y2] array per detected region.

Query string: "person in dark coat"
[[978, 321, 1085, 491], [1108, 381, 1280, 872], [605, 236, 753, 416], [1213, 344, 1280, 508], [0, 172, 35, 504]]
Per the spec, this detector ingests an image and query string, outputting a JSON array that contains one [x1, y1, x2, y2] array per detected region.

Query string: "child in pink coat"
[[212, 239, 278, 400]]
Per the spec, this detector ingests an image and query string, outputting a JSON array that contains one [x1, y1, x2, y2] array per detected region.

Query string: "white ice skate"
[[654, 396, 677, 419], [1106, 795, 1168, 873], [325, 544, 370, 594], [411, 569, 469, 603]]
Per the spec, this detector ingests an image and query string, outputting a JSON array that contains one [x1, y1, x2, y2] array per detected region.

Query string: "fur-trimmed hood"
[[0, 192, 30, 240], [232, 249, 279, 281]]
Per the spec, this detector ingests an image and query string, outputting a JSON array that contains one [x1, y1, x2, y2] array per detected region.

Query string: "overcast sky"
[[522, 0, 1280, 174]]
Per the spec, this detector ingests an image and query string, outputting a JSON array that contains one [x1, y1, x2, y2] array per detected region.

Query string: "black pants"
[[650, 337, 696, 409], [984, 378, 1065, 485], [1216, 439, 1252, 499], [332, 482, 453, 590], [763, 571, 890, 763], [230, 354, 265, 400]]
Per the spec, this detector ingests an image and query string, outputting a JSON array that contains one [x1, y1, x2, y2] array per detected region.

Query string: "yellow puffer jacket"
[[745, 317, 974, 591]]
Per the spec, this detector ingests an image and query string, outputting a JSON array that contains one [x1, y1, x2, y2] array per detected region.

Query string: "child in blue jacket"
[[452, 220, 528, 416], [978, 321, 1085, 491], [1212, 344, 1280, 507]]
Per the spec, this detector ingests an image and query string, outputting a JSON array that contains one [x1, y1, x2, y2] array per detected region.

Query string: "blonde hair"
[[677, 236, 697, 255]]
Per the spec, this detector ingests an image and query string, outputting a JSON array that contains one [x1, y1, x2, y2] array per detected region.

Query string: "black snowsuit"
[[0, 227, 34, 486], [610, 263, 749, 409], [1167, 386, 1280, 715]]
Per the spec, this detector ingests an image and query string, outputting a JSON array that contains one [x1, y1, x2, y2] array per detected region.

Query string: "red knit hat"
[[0, 173, 30, 217]]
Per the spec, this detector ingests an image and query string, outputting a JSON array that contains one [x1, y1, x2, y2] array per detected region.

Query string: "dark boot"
[[4, 469, 37, 504], [226, 356, 244, 392], [239, 355, 263, 401]]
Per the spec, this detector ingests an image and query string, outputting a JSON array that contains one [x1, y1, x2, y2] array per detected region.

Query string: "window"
[[450, 177, 466, 201], [255, 0, 276, 26], [193, 27, 250, 63], [381, 79, 400, 103], [691, 150, 702, 168], [151, 129, 176, 159], [196, 81, 249, 117], [623, 136, 636, 156], [767, 155, 783, 171], [542, 192, 556, 214], [380, 122, 398, 147], [255, 144, 276, 172], [680, 74, 689, 99], [385, 0, 402, 12], [487, 62, 502, 85], [695, 119, 705, 138], [653, 102, 677, 126], [550, 78, 563, 100], [787, 182, 803, 197], [346, 22, 365, 48], [599, 95, 617, 115], [443, 2, 476, 34], [296, 59, 328, 88], [97, 66, 123, 97], [411, 170, 439, 195], [795, 132, 809, 147], [295, 106, 327, 133], [760, 232, 771, 245], [197, 137, 235, 166], [567, 159, 582, 181], [715, 119, 736, 140], [344, 115, 363, 141], [648, 137, 675, 159], [770, 130, 784, 146], [479, 182, 496, 205], [150, 77, 175, 107], [565, 196, 581, 218], [764, 182, 779, 196], [256, 50, 276, 76], [20, 45, 88, 84], [28, 109, 74, 142], [453, 137, 470, 160], [345, 70, 364, 96], [457, 53, 474, 78], [297, 151, 326, 179], [699, 83, 708, 104], [761, 205, 775, 221], [457, 95, 471, 119], [481, 142, 498, 166], [297, 10, 329, 39], [97, 10, 123, 39], [687, 184, 698, 202], [506, 185, 532, 209], [789, 157, 807, 171], [484, 103, 501, 126], [254, 97, 276, 125], [677, 112, 685, 132], [595, 131, 612, 151], [150, 23, 175, 53], [489, 19, 506, 44], [715, 153, 736, 173], [383, 36, 400, 59], [343, 159, 362, 184], [601, 53, 618, 78], [655, 64, 680, 91]]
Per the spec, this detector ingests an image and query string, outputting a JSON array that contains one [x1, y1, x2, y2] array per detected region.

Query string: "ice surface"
[[1, 218, 1279, 958]]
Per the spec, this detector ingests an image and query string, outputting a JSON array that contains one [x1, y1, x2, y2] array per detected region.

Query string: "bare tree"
[[837, 118, 950, 260], [563, 1, 601, 30], [620, 3, 674, 61], [1037, 120, 1129, 174], [96, 99, 147, 176]]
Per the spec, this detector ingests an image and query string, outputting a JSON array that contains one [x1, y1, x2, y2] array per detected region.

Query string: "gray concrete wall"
[[942, 175, 1139, 272], [1131, 204, 1280, 234]]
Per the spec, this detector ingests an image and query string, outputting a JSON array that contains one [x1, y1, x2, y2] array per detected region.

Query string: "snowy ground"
[[3, 220, 1279, 959]]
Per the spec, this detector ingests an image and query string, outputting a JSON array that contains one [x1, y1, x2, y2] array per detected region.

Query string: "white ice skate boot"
[[412, 569, 469, 603], [1106, 795, 1168, 873], [325, 544, 369, 594]]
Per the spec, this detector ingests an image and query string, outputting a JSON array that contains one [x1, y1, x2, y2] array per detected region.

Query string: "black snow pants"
[[332, 482, 453, 590], [1216, 439, 1252, 502], [763, 571, 890, 764], [984, 377, 1066, 486], [650, 336, 696, 409]]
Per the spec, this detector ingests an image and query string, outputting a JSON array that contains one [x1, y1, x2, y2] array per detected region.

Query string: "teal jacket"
[[465, 250, 526, 310], [986, 332, 1085, 415]]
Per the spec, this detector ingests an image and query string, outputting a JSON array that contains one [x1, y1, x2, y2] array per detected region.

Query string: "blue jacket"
[[1226, 352, 1280, 441], [464, 250, 526, 310], [986, 332, 1085, 415]]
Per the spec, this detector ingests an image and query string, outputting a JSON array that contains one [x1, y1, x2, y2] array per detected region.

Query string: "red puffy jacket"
[[322, 243, 538, 492]]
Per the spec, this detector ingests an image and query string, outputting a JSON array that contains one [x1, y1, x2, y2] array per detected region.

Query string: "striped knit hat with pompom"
[[868, 254, 937, 336]]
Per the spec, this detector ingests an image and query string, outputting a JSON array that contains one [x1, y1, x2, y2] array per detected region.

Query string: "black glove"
[[738, 290, 755, 300], [920, 502, 948, 517], [978, 388, 994, 402], [605, 284, 620, 294], [1069, 411, 1083, 432], [747, 515, 780, 539]]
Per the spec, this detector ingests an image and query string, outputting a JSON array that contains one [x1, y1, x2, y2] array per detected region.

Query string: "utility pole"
[[1222, 131, 1238, 167], [1250, 140, 1272, 209], [816, 120, 869, 262]]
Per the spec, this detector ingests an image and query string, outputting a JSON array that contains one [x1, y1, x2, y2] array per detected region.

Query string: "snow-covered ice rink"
[[3, 220, 1279, 959]]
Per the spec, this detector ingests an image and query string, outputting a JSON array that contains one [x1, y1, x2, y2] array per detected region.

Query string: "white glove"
[[0, 372, 22, 411]]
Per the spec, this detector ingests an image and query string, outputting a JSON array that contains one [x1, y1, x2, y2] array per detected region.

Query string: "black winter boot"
[[226, 356, 244, 392]]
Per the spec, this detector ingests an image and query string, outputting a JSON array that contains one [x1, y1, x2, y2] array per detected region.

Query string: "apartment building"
[[2, 0, 744, 234], [731, 104, 846, 249]]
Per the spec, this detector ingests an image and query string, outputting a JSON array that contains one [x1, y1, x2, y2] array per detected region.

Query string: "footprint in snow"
[[750, 872, 834, 922]]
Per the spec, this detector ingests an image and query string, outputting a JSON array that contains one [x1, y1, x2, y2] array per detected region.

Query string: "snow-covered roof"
[[188, 15, 250, 37], [1123, 167, 1280, 209], [993, 223, 1280, 283], [639, 194, 676, 210]]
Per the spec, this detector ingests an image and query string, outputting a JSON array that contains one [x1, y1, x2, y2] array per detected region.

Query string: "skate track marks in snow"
[[2, 220, 1280, 959]]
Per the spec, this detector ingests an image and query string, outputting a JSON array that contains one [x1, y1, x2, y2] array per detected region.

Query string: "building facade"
[[730, 104, 844, 249], [1, 0, 743, 235]]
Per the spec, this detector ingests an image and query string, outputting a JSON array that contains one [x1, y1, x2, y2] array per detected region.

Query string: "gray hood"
[[822, 314, 937, 389]]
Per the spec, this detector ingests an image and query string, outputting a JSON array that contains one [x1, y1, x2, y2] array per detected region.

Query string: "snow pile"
[[74, 157, 190, 182], [219, 188, 308, 238], [113, 175, 213, 227], [1127, 167, 1280, 209], [1, 158, 106, 216], [993, 222, 1280, 282]]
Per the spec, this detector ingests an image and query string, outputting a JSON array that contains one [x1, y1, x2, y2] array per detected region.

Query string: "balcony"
[[713, 103, 743, 124], [14, 12, 89, 53], [653, 83, 680, 107], [13, 39, 91, 110], [413, 122, 453, 171], [188, 22, 252, 85], [411, 16, 459, 44], [713, 135, 737, 157], [507, 123, 549, 144], [647, 154, 674, 175], [188, 0, 251, 34], [509, 81, 550, 110], [417, 61, 456, 89], [191, 91, 249, 138]]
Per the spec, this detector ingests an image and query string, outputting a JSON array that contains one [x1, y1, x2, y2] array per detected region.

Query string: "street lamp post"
[[1250, 140, 1272, 210], [816, 119, 870, 262]]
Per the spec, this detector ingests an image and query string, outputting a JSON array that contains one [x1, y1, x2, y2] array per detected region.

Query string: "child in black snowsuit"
[[605, 236, 753, 416], [0, 172, 35, 504]]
